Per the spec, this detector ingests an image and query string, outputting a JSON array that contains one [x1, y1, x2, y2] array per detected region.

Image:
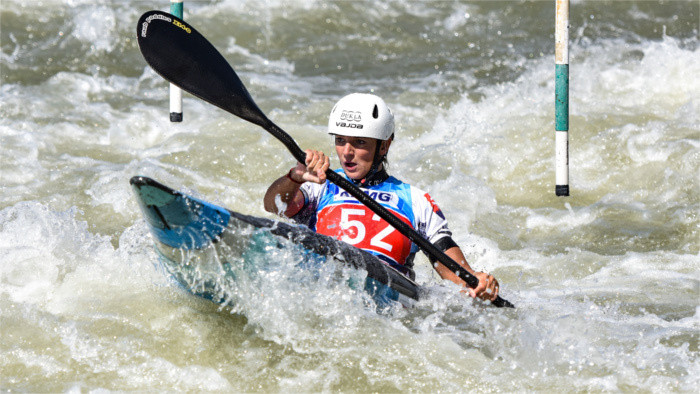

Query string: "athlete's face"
[[334, 136, 388, 180]]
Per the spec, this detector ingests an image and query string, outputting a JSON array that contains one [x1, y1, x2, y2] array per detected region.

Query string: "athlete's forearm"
[[434, 246, 500, 301], [433, 246, 476, 285]]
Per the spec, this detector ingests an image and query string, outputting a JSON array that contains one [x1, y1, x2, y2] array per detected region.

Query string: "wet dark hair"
[[375, 134, 394, 170]]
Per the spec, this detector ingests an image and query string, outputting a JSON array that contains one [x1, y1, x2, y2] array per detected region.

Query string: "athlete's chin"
[[342, 165, 363, 179]]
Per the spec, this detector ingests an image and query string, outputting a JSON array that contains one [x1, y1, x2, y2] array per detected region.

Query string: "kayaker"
[[263, 93, 500, 301]]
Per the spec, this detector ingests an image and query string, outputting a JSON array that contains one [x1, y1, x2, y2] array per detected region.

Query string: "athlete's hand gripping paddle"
[[136, 10, 514, 308]]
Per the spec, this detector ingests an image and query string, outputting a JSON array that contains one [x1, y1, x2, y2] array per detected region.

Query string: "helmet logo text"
[[335, 122, 364, 129], [339, 110, 361, 122]]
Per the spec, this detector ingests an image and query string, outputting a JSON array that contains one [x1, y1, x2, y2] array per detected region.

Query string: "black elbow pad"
[[428, 236, 459, 263]]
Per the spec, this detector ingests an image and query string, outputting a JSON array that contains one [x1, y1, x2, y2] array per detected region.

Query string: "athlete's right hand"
[[290, 149, 329, 184]]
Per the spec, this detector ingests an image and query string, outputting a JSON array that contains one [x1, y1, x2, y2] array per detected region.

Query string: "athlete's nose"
[[341, 142, 354, 157]]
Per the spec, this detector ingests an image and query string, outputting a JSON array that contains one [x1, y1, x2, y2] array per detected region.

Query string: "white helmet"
[[327, 93, 395, 140]]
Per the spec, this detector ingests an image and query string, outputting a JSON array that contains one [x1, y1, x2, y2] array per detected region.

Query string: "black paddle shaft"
[[136, 11, 514, 308]]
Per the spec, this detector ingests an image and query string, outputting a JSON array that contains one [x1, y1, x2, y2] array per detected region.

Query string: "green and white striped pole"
[[555, 0, 569, 196], [169, 0, 184, 122]]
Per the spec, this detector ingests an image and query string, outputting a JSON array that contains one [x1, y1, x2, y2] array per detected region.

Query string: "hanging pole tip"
[[169, 0, 184, 123]]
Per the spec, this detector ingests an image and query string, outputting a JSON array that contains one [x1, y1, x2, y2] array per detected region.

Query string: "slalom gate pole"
[[169, 0, 184, 122], [555, 0, 569, 196]]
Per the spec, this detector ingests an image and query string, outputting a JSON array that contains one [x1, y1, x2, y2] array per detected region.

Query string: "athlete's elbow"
[[263, 201, 278, 215], [264, 194, 291, 217], [262, 193, 278, 214], [263, 202, 273, 214]]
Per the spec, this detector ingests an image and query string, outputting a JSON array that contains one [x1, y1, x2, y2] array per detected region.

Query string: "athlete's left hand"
[[468, 271, 500, 302]]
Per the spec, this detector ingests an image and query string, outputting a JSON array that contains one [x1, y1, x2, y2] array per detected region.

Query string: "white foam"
[[0, 202, 162, 307], [71, 6, 117, 54]]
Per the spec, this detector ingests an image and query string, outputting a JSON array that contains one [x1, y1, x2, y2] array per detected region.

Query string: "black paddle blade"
[[136, 10, 268, 127]]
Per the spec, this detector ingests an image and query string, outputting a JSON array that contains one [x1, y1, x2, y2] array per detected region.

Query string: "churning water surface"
[[1, 1, 698, 392]]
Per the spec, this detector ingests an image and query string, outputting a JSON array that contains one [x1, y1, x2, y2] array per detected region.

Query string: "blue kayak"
[[129, 176, 421, 307]]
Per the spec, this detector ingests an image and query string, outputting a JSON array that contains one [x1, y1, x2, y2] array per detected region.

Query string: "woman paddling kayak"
[[264, 93, 500, 302]]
